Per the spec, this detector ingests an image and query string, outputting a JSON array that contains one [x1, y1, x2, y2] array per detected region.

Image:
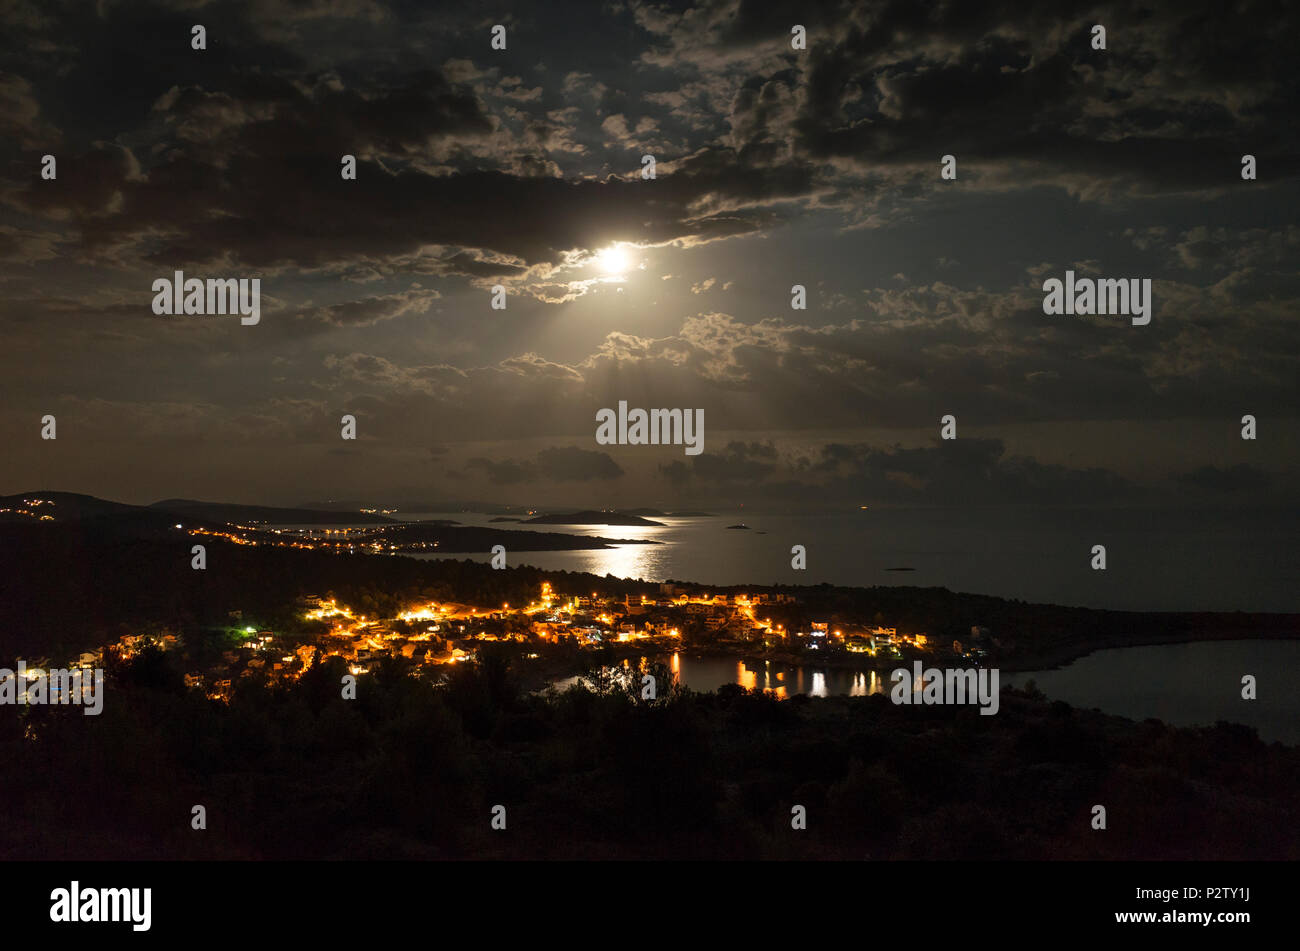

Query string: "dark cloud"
[[1173, 464, 1271, 493], [302, 289, 440, 327], [662, 441, 778, 486], [535, 446, 624, 481], [462, 456, 535, 485], [0, 0, 1296, 531], [663, 437, 1134, 507], [462, 447, 623, 485]]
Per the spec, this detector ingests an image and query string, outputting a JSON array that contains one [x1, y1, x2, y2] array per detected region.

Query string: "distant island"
[[524, 510, 665, 527], [0, 491, 657, 560], [612, 508, 713, 517], [489, 516, 522, 522], [380, 522, 655, 552], [726, 524, 750, 530], [580, 507, 716, 518]]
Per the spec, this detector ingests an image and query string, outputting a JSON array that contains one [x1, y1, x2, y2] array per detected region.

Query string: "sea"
[[389, 508, 1299, 614]]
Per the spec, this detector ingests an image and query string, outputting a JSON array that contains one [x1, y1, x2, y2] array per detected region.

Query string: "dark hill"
[[150, 498, 396, 525], [0, 491, 142, 521]]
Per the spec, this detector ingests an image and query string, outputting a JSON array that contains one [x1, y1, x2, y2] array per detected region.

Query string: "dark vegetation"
[[1, 646, 1296, 860]]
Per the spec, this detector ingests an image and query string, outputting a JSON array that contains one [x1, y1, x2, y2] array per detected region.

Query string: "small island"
[[523, 510, 666, 527]]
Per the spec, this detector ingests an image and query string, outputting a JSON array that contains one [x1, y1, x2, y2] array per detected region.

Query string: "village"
[[59, 580, 995, 702]]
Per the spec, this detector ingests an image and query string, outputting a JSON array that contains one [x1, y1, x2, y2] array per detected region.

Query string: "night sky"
[[2, 0, 1297, 527]]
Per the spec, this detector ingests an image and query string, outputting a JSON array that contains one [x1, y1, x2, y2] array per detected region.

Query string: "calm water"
[[396, 509, 1300, 613], [551, 654, 888, 700], [1004, 639, 1300, 745], [555, 640, 1300, 745], [656, 653, 888, 699]]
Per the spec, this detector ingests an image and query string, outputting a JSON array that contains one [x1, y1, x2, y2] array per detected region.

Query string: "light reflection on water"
[[394, 510, 1300, 613], [404, 511, 673, 580], [552, 644, 1300, 746], [552, 653, 887, 700], [1005, 639, 1300, 745]]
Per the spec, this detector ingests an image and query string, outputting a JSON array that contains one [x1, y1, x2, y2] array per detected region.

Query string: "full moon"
[[595, 245, 630, 275]]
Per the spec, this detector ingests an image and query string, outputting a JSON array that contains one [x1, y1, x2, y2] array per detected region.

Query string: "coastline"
[[997, 622, 1300, 672], [577, 624, 1300, 681]]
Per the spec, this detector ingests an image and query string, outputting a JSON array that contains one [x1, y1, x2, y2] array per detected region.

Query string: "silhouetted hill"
[[150, 498, 396, 524], [525, 510, 665, 526], [5, 655, 1298, 860], [0, 491, 142, 521], [375, 522, 656, 551], [2, 491, 401, 526]]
